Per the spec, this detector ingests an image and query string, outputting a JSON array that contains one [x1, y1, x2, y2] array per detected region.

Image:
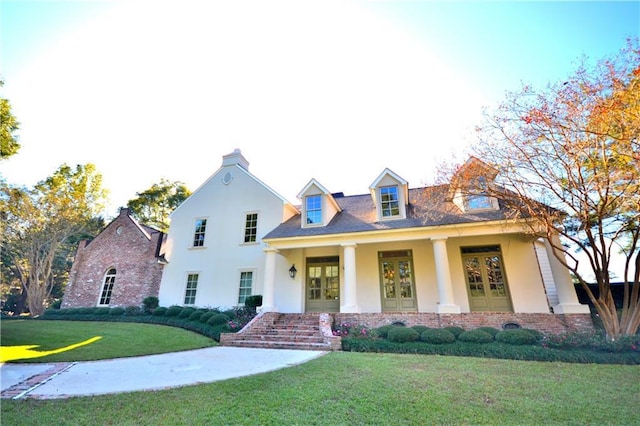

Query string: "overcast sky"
[[1, 0, 638, 219]]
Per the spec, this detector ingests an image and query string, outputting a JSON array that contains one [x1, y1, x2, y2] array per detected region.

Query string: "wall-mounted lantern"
[[289, 264, 297, 279]]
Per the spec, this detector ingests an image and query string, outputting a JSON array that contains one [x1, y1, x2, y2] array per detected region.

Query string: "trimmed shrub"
[[142, 296, 159, 313], [459, 329, 494, 343], [44, 308, 62, 317], [200, 311, 216, 323], [388, 326, 419, 343], [421, 328, 456, 344], [94, 307, 111, 315], [411, 325, 431, 335], [496, 329, 539, 345], [207, 313, 231, 326], [476, 326, 500, 337], [189, 310, 205, 321], [80, 308, 96, 315], [165, 305, 183, 317], [152, 307, 168, 316], [222, 309, 237, 319], [443, 326, 465, 338], [375, 325, 397, 339], [522, 328, 543, 342], [108, 307, 125, 316], [124, 306, 143, 316], [244, 295, 263, 310], [178, 307, 196, 319]]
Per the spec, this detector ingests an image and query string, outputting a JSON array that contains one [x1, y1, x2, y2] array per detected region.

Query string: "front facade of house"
[[158, 150, 592, 333], [62, 208, 166, 309], [157, 149, 298, 308]]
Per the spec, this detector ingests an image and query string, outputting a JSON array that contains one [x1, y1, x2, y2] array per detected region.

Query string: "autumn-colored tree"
[[126, 179, 191, 232], [467, 39, 639, 339], [0, 79, 21, 159], [0, 164, 108, 316]]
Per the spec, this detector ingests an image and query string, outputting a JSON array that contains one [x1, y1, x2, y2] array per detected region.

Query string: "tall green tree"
[[468, 39, 639, 339], [0, 164, 108, 316], [0, 79, 20, 159], [126, 179, 191, 232]]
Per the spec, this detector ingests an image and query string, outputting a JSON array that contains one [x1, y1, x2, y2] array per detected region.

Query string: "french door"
[[462, 246, 513, 312], [305, 257, 340, 312], [379, 250, 417, 312]]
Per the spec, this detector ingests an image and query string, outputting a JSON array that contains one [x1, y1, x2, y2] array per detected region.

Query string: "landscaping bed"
[[336, 322, 640, 365]]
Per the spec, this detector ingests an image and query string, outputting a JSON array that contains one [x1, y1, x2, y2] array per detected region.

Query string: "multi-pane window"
[[184, 273, 198, 305], [380, 186, 400, 217], [244, 213, 258, 243], [238, 271, 253, 304], [193, 219, 207, 247], [467, 195, 493, 210], [466, 177, 493, 210], [99, 268, 116, 305], [306, 195, 322, 224]]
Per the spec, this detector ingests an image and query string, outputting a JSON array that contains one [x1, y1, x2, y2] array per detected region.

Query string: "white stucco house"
[[158, 149, 592, 334]]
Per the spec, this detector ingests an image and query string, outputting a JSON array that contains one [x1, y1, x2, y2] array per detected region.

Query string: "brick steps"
[[221, 313, 339, 351]]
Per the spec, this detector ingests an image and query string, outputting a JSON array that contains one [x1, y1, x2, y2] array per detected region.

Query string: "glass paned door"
[[462, 247, 512, 312], [306, 259, 340, 312], [379, 251, 417, 312]]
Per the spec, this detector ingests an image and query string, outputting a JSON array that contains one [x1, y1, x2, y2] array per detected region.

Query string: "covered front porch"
[[260, 227, 591, 318]]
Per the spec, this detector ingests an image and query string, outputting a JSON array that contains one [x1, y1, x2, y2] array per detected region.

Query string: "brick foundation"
[[334, 312, 594, 335]]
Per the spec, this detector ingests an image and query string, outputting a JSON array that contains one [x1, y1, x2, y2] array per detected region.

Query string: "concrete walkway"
[[0, 347, 327, 399]]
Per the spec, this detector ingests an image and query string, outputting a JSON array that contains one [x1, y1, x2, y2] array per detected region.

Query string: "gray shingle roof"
[[264, 185, 515, 240]]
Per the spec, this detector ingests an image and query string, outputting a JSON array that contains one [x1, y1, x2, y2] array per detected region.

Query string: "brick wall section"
[[334, 312, 594, 335], [319, 313, 342, 350], [61, 209, 165, 308]]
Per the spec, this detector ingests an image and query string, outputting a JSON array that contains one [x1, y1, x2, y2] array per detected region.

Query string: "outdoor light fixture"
[[289, 264, 297, 279]]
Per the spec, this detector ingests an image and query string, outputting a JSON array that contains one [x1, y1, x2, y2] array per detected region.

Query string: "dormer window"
[[449, 160, 500, 213], [380, 186, 400, 217], [466, 177, 493, 210], [298, 179, 342, 228], [466, 194, 493, 210], [306, 195, 322, 224], [370, 169, 408, 221]]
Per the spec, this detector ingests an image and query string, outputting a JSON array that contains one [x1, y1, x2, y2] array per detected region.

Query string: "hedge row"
[[336, 323, 640, 364], [42, 305, 257, 341], [341, 338, 640, 364]]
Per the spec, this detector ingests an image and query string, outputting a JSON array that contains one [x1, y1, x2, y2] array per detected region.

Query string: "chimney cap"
[[222, 149, 249, 170]]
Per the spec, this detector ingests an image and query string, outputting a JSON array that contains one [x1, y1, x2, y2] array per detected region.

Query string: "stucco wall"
[[158, 163, 291, 309]]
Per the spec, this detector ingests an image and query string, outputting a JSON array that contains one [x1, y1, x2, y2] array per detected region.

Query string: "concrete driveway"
[[1, 346, 327, 399]]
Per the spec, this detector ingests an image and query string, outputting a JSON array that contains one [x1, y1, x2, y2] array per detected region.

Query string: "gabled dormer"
[[297, 179, 342, 228], [369, 168, 409, 221], [449, 157, 500, 213]]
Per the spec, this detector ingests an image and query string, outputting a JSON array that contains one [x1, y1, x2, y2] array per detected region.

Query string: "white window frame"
[[237, 270, 255, 305], [380, 185, 400, 218], [98, 268, 116, 306], [192, 218, 208, 248], [184, 273, 199, 305], [305, 195, 322, 225], [243, 212, 259, 244]]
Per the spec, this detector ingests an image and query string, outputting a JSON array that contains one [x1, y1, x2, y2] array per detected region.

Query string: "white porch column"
[[432, 237, 461, 314], [341, 243, 360, 313], [261, 247, 278, 312], [545, 237, 590, 314]]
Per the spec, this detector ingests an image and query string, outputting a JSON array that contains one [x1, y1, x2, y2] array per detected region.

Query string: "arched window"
[[99, 268, 116, 305]]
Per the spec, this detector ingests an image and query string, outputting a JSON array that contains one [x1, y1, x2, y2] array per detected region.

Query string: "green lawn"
[[2, 320, 639, 425], [2, 352, 638, 425], [0, 320, 216, 362]]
